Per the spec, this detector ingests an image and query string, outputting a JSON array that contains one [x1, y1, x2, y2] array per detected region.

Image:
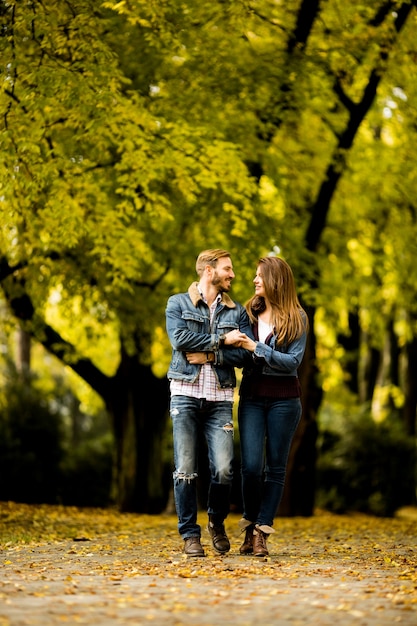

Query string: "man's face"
[[210, 256, 235, 292]]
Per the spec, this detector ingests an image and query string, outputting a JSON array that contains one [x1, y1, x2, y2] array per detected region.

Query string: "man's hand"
[[185, 352, 213, 364], [223, 329, 244, 346]]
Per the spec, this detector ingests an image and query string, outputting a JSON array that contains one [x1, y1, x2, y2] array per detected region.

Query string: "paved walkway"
[[1, 510, 417, 625]]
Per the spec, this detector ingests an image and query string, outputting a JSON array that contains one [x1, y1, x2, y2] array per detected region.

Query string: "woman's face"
[[253, 265, 266, 298]]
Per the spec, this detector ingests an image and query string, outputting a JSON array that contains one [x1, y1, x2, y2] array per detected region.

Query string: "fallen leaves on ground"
[[1, 502, 417, 625]]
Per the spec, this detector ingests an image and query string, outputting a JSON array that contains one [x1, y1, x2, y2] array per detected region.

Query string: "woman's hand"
[[226, 330, 257, 352]]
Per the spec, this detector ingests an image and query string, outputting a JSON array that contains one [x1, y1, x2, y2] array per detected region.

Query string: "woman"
[[228, 257, 308, 557]]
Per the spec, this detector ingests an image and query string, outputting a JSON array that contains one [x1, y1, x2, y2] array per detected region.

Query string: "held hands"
[[224, 329, 256, 352], [185, 330, 257, 364]]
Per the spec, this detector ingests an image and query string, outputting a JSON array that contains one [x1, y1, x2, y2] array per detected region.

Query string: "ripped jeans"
[[170, 395, 234, 539]]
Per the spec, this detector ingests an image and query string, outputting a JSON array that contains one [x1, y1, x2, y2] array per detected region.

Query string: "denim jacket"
[[243, 312, 308, 379], [166, 282, 252, 389]]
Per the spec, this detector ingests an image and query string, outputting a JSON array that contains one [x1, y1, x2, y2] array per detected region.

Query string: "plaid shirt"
[[170, 291, 234, 402]]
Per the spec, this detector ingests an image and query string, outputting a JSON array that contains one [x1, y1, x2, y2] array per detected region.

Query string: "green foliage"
[[316, 407, 415, 516], [2, 0, 417, 510], [2, 0, 416, 354]]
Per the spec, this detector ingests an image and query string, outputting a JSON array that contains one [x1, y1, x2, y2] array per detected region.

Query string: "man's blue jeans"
[[238, 397, 302, 527], [170, 395, 234, 539]]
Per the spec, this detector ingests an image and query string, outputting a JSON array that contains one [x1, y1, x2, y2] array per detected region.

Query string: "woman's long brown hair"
[[246, 257, 308, 345]]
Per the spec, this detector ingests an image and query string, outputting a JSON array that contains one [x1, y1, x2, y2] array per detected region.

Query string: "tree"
[[1, 0, 417, 512], [0, 0, 258, 511]]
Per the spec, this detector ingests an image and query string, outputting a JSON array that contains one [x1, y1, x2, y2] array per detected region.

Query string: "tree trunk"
[[281, 2, 415, 517], [386, 318, 401, 415], [5, 278, 172, 514], [337, 311, 360, 395], [17, 326, 32, 385], [404, 334, 417, 437], [360, 335, 381, 404], [278, 303, 320, 517], [388, 319, 400, 389], [107, 348, 171, 513], [403, 328, 417, 507]]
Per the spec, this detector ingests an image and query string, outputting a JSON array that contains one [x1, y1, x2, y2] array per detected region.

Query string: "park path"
[[1, 507, 417, 625]]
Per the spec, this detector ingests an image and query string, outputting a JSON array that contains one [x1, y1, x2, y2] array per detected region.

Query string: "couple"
[[165, 249, 308, 557]]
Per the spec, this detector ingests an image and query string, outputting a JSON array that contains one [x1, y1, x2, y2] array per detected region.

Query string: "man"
[[165, 249, 251, 557]]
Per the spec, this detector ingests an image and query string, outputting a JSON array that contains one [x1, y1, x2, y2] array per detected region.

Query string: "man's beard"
[[212, 273, 231, 292]]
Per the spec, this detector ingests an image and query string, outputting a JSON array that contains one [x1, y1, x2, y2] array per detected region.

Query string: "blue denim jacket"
[[166, 282, 252, 389], [250, 331, 307, 377], [245, 313, 307, 378]]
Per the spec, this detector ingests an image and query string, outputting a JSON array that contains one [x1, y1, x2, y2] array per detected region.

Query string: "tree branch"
[[1, 262, 112, 401], [254, 0, 322, 146], [31, 316, 112, 401], [305, 2, 414, 252], [287, 0, 321, 54], [1, 250, 167, 402], [369, 1, 398, 27]]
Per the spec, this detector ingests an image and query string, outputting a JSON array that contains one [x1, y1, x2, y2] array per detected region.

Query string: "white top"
[[258, 317, 273, 343]]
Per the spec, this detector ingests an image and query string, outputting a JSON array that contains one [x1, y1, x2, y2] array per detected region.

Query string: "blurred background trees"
[[1, 0, 416, 516]]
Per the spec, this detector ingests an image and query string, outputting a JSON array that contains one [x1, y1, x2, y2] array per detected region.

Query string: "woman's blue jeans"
[[170, 395, 234, 539], [238, 396, 302, 527]]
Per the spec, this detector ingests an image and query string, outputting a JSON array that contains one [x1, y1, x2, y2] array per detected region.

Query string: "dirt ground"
[[1, 508, 417, 626]]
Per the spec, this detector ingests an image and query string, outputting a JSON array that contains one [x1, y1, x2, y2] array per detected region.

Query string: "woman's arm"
[[228, 330, 307, 373]]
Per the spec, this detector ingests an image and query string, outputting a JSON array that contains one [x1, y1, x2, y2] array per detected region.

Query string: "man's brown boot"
[[253, 525, 274, 557], [183, 537, 205, 557], [239, 525, 254, 554], [207, 517, 230, 554]]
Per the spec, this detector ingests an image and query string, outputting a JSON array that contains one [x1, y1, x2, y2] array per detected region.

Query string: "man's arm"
[[165, 295, 219, 352], [217, 306, 253, 367]]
